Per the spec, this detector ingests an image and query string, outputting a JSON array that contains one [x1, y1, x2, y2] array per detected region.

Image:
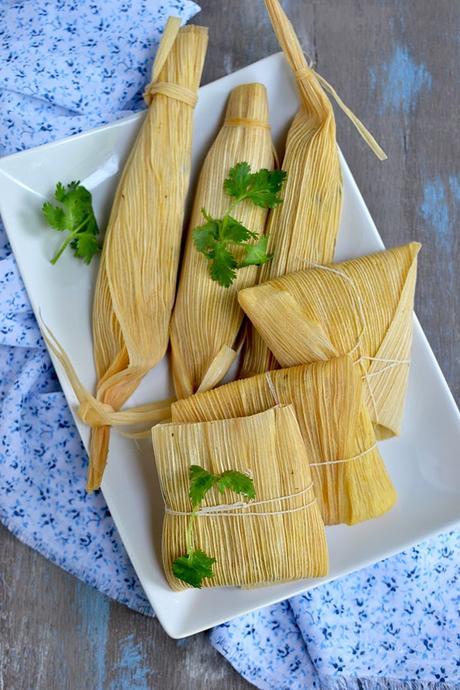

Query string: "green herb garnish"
[[192, 162, 286, 287], [42, 181, 101, 265], [172, 464, 255, 588]]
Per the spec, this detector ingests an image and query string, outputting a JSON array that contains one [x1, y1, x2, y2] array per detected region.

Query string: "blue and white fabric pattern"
[[211, 531, 460, 689], [0, 2, 459, 689]]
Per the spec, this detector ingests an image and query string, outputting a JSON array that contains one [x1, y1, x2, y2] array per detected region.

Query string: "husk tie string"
[[294, 66, 387, 161], [143, 17, 198, 108], [265, 370, 378, 467], [164, 482, 317, 517]]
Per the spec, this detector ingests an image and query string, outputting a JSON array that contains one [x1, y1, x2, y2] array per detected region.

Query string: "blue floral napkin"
[[0, 3, 459, 689]]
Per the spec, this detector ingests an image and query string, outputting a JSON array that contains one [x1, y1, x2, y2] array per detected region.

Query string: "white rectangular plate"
[[1, 53, 459, 639]]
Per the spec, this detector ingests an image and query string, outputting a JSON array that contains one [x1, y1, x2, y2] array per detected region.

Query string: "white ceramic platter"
[[1, 53, 459, 639]]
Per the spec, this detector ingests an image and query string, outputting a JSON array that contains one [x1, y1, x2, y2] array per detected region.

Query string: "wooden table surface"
[[1, 1, 459, 689]]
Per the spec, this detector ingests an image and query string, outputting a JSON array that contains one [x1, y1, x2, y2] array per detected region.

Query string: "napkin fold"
[[0, 3, 459, 689]]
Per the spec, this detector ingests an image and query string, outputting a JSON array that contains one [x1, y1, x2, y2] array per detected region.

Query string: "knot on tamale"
[[78, 398, 115, 428], [143, 81, 198, 108]]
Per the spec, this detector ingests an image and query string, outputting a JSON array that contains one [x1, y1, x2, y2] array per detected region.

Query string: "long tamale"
[[238, 243, 421, 440], [45, 19, 208, 490], [153, 405, 328, 589], [170, 83, 275, 400], [240, 0, 386, 378], [172, 356, 396, 525]]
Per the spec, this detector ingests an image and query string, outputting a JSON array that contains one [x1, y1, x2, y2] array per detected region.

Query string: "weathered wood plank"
[[1, 1, 458, 689], [0, 526, 250, 690]]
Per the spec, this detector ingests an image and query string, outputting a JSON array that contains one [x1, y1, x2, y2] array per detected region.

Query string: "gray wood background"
[[1, 1, 459, 689]]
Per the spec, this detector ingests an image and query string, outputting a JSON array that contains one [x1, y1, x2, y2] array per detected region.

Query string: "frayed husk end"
[[86, 427, 110, 493]]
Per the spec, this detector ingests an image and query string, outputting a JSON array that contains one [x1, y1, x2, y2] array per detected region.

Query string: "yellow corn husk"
[[239, 0, 342, 378], [238, 243, 421, 440], [152, 405, 328, 590], [172, 356, 396, 525], [169, 83, 275, 400], [45, 19, 208, 491], [240, 0, 386, 378]]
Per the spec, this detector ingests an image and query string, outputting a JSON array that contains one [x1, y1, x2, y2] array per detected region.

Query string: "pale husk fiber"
[[152, 405, 328, 589], [170, 83, 275, 400], [48, 18, 208, 491], [238, 243, 421, 440], [172, 356, 396, 525]]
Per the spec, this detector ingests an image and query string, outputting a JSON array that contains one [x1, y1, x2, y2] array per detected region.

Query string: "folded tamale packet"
[[152, 405, 329, 590], [238, 243, 421, 440], [172, 356, 396, 526]]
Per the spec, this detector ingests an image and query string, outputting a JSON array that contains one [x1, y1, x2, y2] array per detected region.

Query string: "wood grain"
[[1, 1, 458, 688]]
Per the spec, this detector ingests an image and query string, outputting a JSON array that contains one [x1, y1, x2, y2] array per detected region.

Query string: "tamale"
[[172, 356, 396, 525], [169, 83, 275, 400], [238, 243, 421, 440], [45, 19, 208, 491], [152, 405, 328, 590], [240, 0, 386, 378]]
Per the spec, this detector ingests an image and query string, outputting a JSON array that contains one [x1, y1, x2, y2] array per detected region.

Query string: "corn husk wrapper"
[[172, 356, 396, 525], [238, 243, 421, 440], [153, 405, 328, 589], [240, 0, 386, 378], [45, 19, 208, 491], [170, 83, 275, 399]]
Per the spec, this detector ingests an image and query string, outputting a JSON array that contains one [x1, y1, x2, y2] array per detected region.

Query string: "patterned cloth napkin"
[[0, 3, 459, 689]]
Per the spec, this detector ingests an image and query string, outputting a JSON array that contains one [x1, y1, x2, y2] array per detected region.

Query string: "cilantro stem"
[[185, 511, 197, 555], [226, 197, 242, 217], [50, 217, 89, 265]]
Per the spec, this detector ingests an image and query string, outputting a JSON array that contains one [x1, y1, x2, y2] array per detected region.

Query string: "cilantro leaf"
[[42, 202, 66, 231], [209, 245, 238, 288], [223, 162, 252, 199], [221, 216, 256, 244], [72, 232, 101, 265], [239, 235, 272, 268], [241, 168, 287, 208], [192, 163, 286, 287], [189, 465, 217, 508], [172, 549, 216, 588], [41, 181, 101, 265], [216, 470, 255, 499], [54, 181, 70, 202], [192, 220, 219, 257], [224, 163, 286, 208]]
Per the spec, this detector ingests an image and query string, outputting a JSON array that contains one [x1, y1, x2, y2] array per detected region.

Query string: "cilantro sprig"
[[42, 181, 101, 265], [172, 464, 255, 588], [193, 162, 286, 287]]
